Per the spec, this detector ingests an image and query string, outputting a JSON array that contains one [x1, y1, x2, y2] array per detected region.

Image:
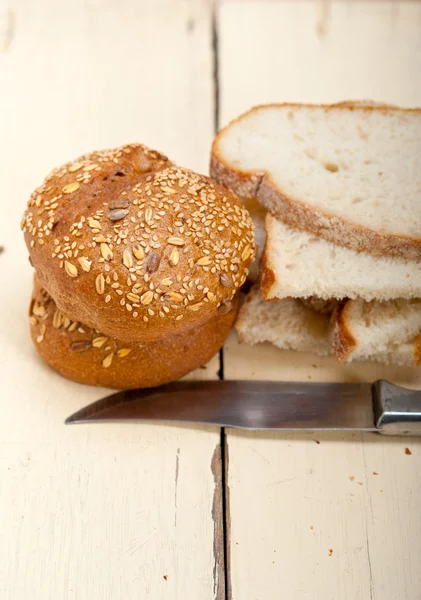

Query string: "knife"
[[65, 380, 421, 436]]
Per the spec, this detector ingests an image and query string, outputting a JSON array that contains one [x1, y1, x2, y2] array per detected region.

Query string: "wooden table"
[[1, 1, 421, 598]]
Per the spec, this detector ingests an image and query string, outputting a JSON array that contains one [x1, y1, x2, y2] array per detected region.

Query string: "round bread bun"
[[29, 279, 239, 389], [22, 144, 255, 343]]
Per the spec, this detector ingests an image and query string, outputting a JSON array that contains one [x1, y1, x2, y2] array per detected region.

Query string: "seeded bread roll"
[[22, 144, 255, 343], [29, 280, 239, 389]]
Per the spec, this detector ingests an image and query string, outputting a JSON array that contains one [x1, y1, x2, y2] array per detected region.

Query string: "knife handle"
[[373, 380, 421, 436]]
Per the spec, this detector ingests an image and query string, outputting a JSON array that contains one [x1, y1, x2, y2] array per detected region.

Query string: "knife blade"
[[65, 380, 421, 435]]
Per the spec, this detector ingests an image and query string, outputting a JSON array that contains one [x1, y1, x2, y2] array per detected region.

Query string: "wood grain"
[[219, 1, 421, 598], [0, 1, 224, 598]]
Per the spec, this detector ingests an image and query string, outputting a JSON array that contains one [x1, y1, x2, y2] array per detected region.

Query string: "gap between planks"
[[211, 1, 232, 599]]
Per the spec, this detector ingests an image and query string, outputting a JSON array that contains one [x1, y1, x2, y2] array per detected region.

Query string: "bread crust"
[[29, 280, 239, 389], [331, 301, 358, 362], [260, 248, 276, 300], [210, 102, 421, 261], [412, 334, 421, 366], [22, 144, 255, 343]]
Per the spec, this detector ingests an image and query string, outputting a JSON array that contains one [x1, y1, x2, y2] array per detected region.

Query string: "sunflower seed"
[[109, 198, 130, 210], [161, 186, 176, 194], [161, 278, 173, 286], [68, 321, 79, 332], [108, 208, 129, 222], [65, 261, 78, 277], [96, 273, 105, 294], [219, 273, 233, 287], [71, 340, 92, 352], [146, 251, 160, 273]]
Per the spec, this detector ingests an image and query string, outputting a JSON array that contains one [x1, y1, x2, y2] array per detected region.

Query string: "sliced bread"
[[236, 285, 331, 356], [237, 286, 421, 367], [211, 103, 421, 260], [262, 214, 421, 302], [333, 298, 421, 365]]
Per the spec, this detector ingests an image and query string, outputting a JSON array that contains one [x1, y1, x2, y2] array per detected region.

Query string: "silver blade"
[[65, 380, 376, 431]]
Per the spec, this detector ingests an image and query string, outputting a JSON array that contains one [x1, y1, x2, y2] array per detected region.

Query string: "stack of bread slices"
[[211, 102, 421, 366]]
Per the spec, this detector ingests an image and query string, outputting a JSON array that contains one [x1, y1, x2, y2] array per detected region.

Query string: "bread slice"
[[211, 103, 421, 260], [236, 286, 421, 367], [262, 214, 421, 302], [333, 298, 421, 366], [236, 285, 331, 356]]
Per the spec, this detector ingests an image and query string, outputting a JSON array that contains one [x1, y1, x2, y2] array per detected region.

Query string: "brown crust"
[[22, 143, 255, 343], [210, 102, 421, 261], [413, 334, 421, 366], [331, 301, 358, 363], [29, 280, 239, 389], [259, 248, 276, 300]]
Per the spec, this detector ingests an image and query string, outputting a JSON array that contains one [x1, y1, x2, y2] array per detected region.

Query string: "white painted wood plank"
[[219, 2, 421, 598], [0, 1, 223, 599]]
